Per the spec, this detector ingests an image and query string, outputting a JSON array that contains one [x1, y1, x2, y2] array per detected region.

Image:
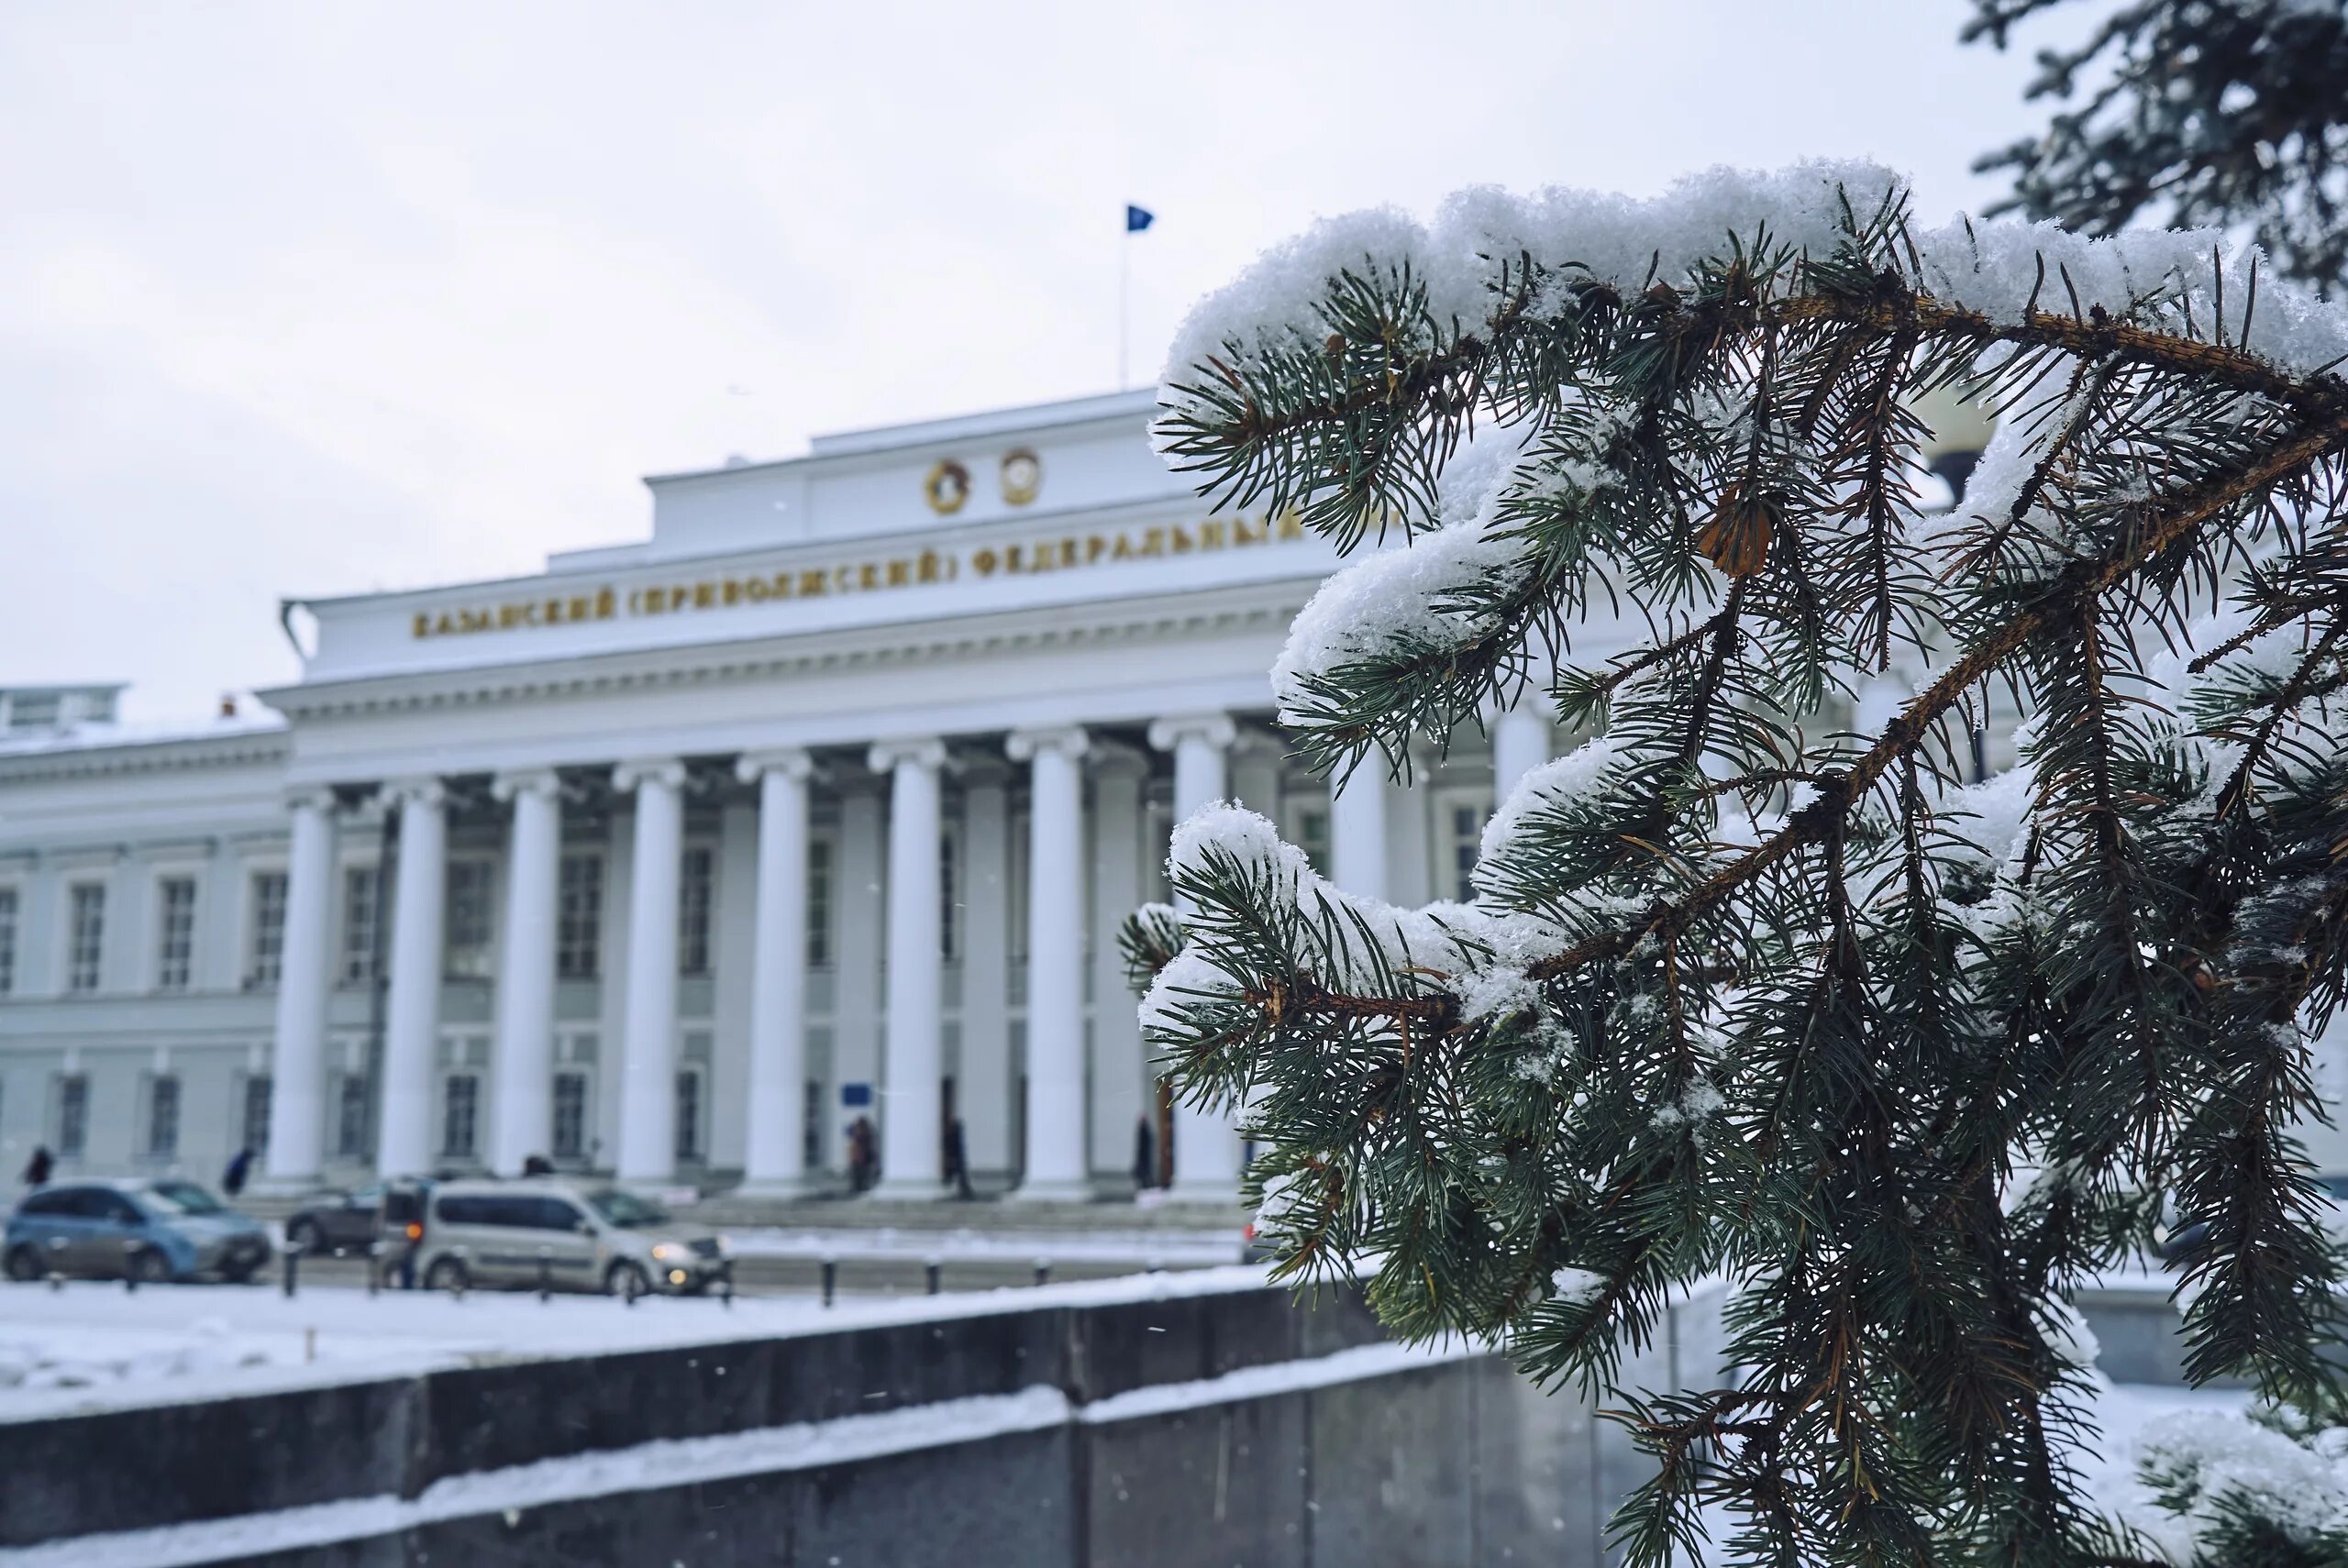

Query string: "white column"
[[261, 787, 338, 1188], [737, 749, 814, 1196], [832, 782, 885, 1174], [614, 757, 686, 1186], [489, 769, 561, 1176], [1008, 727, 1090, 1200], [958, 762, 1013, 1184], [1088, 745, 1147, 1187], [1147, 713, 1242, 1204], [1330, 766, 1390, 901], [1491, 704, 1553, 805], [869, 737, 947, 1198], [377, 778, 446, 1178]]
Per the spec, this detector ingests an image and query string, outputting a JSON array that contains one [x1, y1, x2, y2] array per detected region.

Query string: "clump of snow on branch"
[[1165, 159, 2348, 406], [1479, 739, 1625, 870], [1549, 1266, 1607, 1303]]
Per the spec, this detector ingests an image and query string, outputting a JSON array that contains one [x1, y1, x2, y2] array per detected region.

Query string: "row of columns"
[[261, 699, 1558, 1198]]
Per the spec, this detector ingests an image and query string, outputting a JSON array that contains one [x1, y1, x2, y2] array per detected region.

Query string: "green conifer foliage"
[[1126, 164, 2348, 1564]]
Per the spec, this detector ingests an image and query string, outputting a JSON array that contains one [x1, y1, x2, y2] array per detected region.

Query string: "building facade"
[[0, 392, 1591, 1202]]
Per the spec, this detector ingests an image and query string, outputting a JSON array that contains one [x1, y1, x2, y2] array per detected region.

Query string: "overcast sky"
[[0, 0, 2073, 722]]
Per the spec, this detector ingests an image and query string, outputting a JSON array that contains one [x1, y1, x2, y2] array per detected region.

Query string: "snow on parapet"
[[1163, 159, 2348, 401]]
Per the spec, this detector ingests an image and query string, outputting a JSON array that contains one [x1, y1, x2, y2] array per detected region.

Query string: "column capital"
[[1005, 725, 1089, 764], [736, 747, 817, 786], [285, 784, 339, 815], [612, 756, 687, 793], [1231, 724, 1289, 764], [490, 767, 562, 803], [868, 736, 948, 775], [379, 777, 445, 811], [1089, 738, 1151, 779], [1147, 712, 1236, 754]]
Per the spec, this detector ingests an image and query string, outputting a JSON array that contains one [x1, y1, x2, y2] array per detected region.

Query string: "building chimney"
[[219, 693, 238, 719]]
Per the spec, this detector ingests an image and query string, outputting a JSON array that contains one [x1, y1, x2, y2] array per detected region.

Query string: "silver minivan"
[[415, 1179, 728, 1296]]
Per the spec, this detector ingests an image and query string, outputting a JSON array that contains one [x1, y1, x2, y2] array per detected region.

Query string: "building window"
[[66, 884, 105, 993], [446, 860, 494, 979], [248, 871, 288, 988], [242, 1075, 271, 1154], [557, 854, 603, 979], [1445, 801, 1485, 903], [146, 1075, 182, 1158], [939, 830, 959, 961], [675, 1069, 703, 1162], [806, 839, 833, 966], [552, 1071, 589, 1160], [441, 1074, 480, 1158], [55, 1074, 88, 1157], [341, 866, 382, 985], [0, 885, 17, 995], [8, 692, 59, 732], [155, 877, 197, 991], [677, 846, 714, 977], [1295, 805, 1333, 878], [334, 1074, 371, 1160]]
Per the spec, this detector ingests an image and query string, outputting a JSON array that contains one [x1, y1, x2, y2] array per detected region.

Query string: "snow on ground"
[[715, 1222, 1243, 1265], [0, 1264, 1277, 1423]]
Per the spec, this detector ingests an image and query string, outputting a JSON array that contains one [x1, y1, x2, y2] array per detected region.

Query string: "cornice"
[[0, 728, 291, 785], [262, 579, 1314, 725]]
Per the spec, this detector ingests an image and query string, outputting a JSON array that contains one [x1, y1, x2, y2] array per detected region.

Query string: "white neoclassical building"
[[0, 391, 1584, 1204]]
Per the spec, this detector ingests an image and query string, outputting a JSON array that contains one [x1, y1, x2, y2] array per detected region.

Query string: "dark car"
[[4, 1178, 272, 1284], [283, 1184, 388, 1256]]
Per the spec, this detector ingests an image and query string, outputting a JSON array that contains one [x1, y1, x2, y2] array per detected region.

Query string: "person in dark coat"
[[1132, 1117, 1157, 1191], [222, 1146, 254, 1197], [943, 1118, 973, 1199], [521, 1153, 555, 1176], [847, 1116, 878, 1193], [20, 1146, 52, 1188]]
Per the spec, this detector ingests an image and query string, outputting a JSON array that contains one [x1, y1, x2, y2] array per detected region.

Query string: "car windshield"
[[586, 1188, 668, 1228], [141, 1180, 227, 1216]]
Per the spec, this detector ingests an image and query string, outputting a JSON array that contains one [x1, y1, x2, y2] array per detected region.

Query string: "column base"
[[249, 1175, 328, 1199], [729, 1176, 827, 1204], [1161, 1179, 1246, 1209], [864, 1177, 951, 1203], [1004, 1177, 1093, 1205]]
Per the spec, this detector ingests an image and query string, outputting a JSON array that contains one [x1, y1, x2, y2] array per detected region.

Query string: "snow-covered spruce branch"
[[1129, 161, 2348, 1565]]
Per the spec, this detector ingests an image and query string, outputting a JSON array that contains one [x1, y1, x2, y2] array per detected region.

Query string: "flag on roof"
[[1125, 204, 1155, 234]]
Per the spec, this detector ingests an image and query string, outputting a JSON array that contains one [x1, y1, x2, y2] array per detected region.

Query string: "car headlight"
[[651, 1243, 683, 1263]]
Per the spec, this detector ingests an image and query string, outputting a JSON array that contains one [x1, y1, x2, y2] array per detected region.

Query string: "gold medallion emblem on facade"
[[999, 447, 1042, 506], [923, 458, 971, 514]]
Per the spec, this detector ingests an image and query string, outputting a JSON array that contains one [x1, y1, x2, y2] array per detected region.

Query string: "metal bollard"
[[718, 1262, 735, 1309], [449, 1248, 468, 1301], [1033, 1259, 1051, 1288], [365, 1242, 382, 1297], [622, 1265, 642, 1308], [536, 1247, 553, 1302], [925, 1255, 942, 1297], [282, 1242, 302, 1298], [47, 1236, 66, 1290], [820, 1255, 836, 1308], [122, 1241, 139, 1293]]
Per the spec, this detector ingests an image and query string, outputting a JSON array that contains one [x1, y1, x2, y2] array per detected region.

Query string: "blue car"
[[4, 1177, 272, 1284]]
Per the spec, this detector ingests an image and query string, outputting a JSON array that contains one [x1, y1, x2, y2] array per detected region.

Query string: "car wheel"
[[286, 1218, 325, 1257], [424, 1256, 470, 1294], [604, 1261, 650, 1298], [129, 1248, 172, 1286], [3, 1245, 41, 1284]]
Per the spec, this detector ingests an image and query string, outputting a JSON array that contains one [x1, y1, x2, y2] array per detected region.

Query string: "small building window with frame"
[[674, 1068, 703, 1163], [677, 846, 714, 977], [0, 884, 18, 995], [54, 1073, 88, 1157], [340, 866, 382, 985], [551, 1070, 589, 1160], [557, 853, 603, 979], [806, 838, 833, 966], [441, 1073, 480, 1158], [242, 1075, 271, 1154], [66, 883, 105, 993], [247, 870, 288, 988], [445, 860, 495, 979], [145, 1075, 182, 1159], [334, 1074, 371, 1160], [155, 876, 197, 991]]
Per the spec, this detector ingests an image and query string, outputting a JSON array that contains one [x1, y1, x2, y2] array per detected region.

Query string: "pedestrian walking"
[[521, 1153, 554, 1176], [847, 1116, 877, 1194], [222, 1145, 254, 1198], [20, 1145, 51, 1188], [1132, 1117, 1156, 1191], [944, 1117, 973, 1199]]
